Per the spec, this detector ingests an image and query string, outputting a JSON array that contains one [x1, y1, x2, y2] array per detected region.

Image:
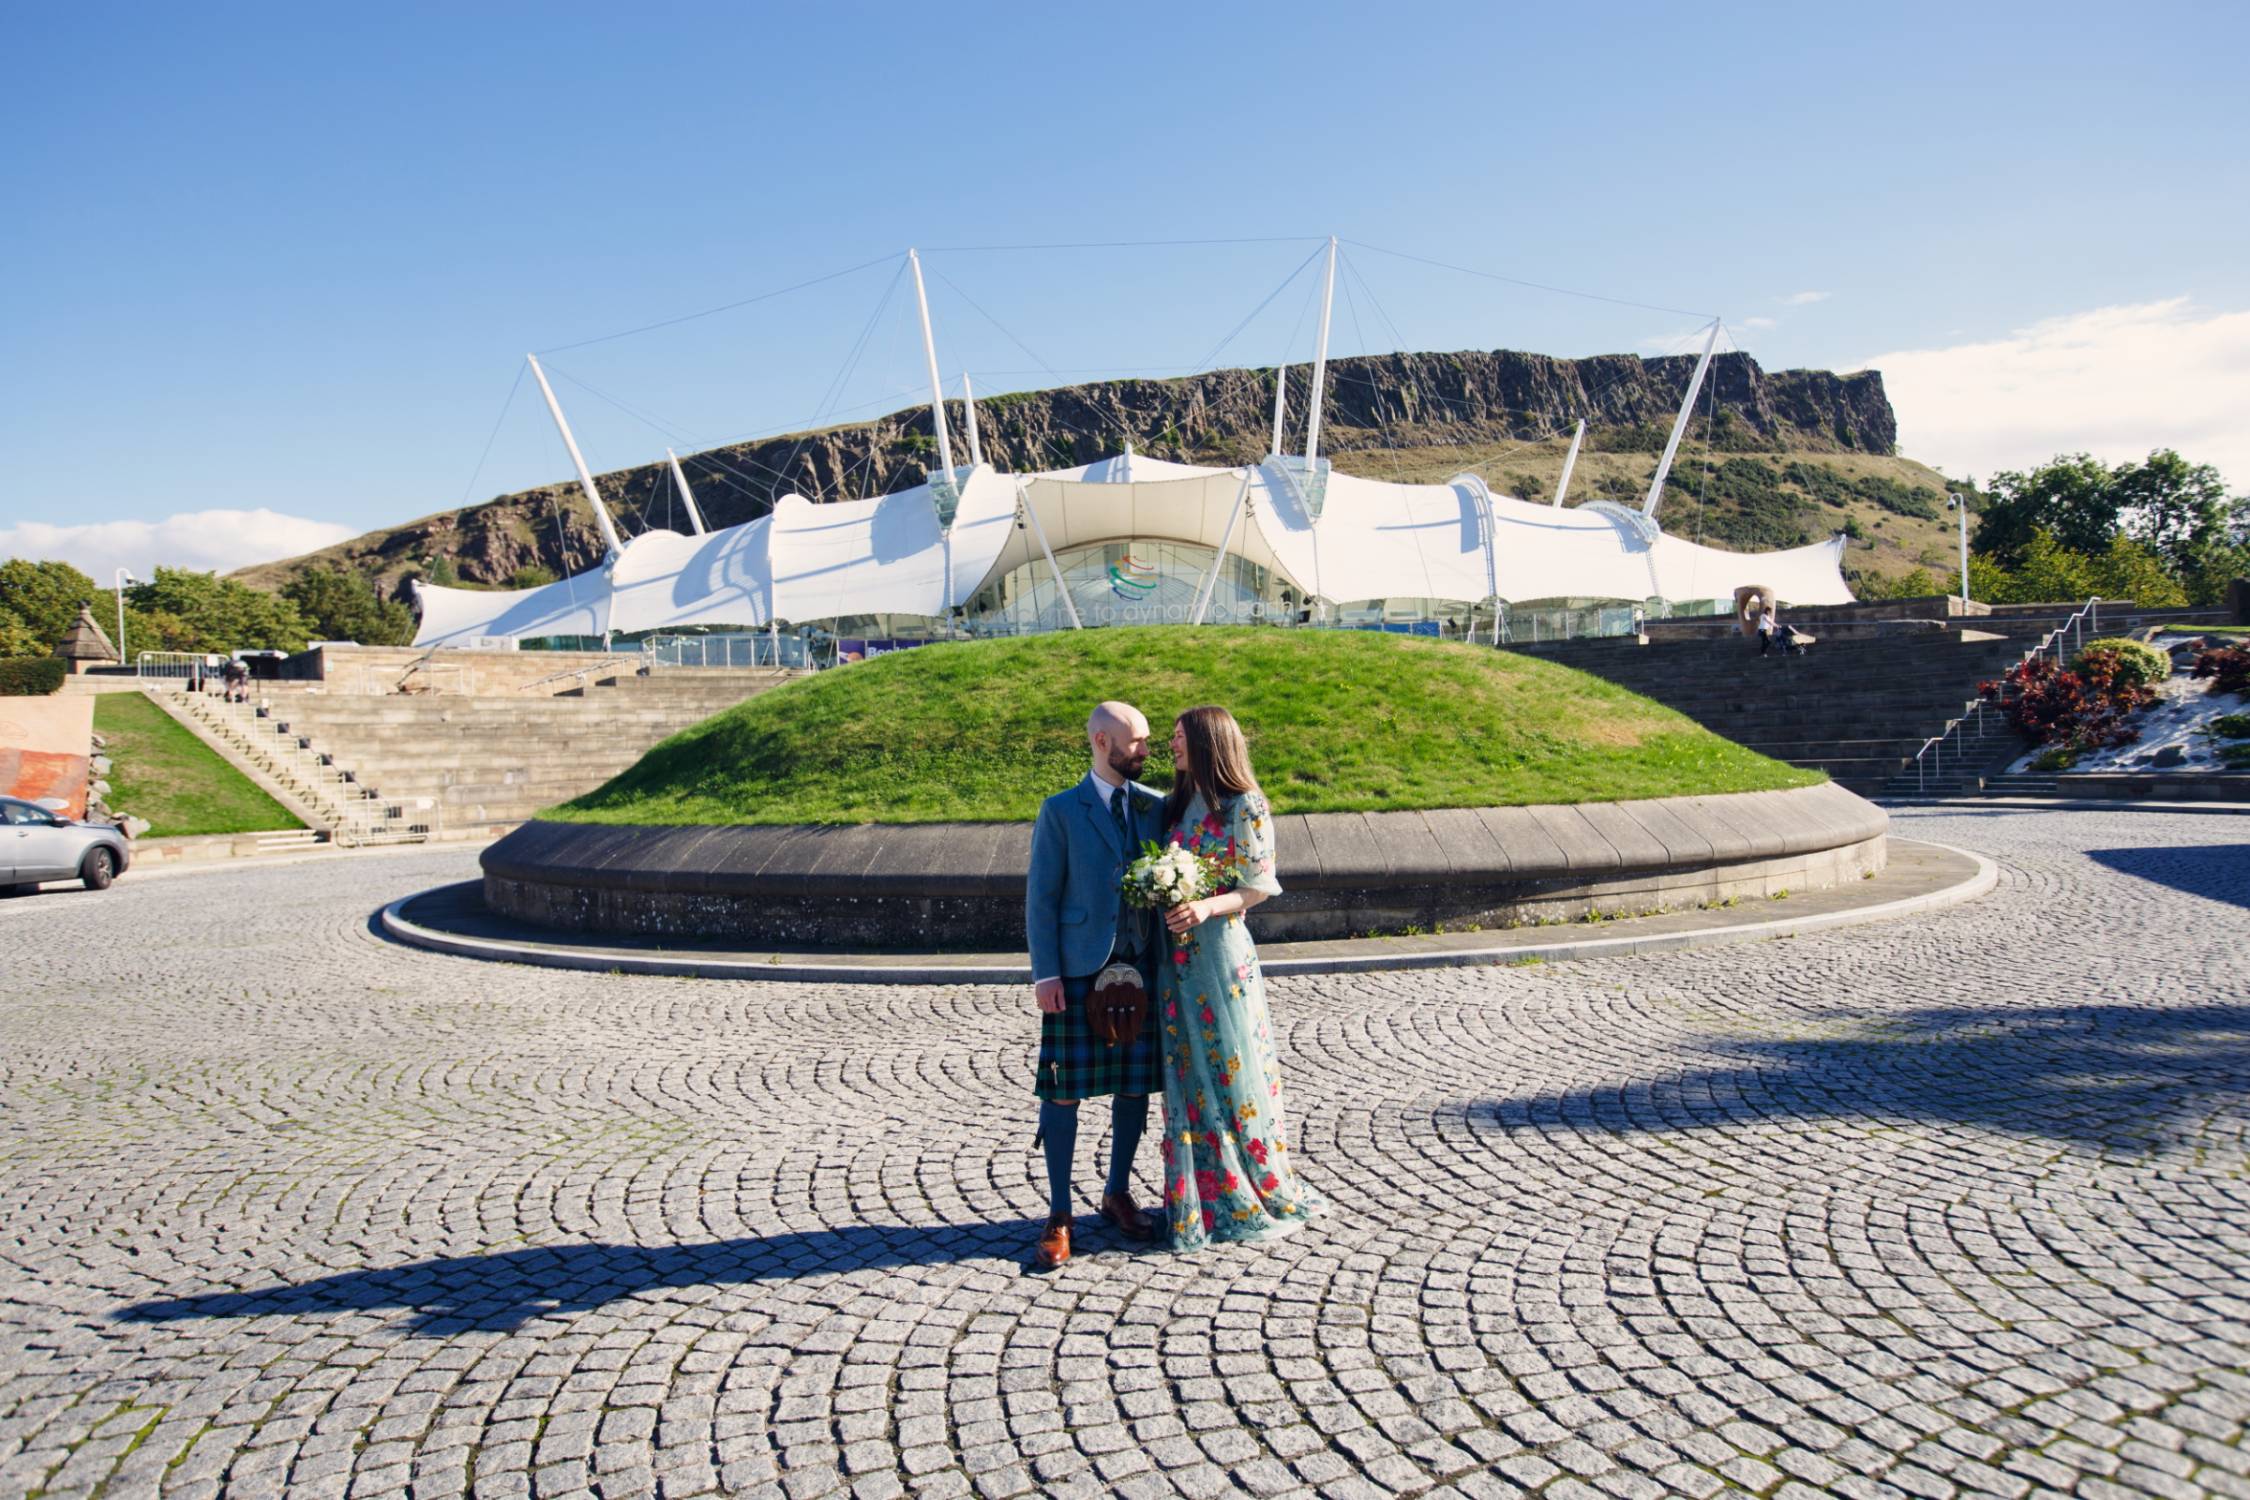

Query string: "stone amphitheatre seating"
[[255, 668, 794, 836], [1509, 600, 2227, 796]]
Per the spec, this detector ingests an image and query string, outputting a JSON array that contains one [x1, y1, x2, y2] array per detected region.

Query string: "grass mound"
[[551, 628, 1823, 826], [94, 694, 301, 837]]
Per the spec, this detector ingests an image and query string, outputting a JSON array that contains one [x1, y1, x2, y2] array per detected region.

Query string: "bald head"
[[1088, 701, 1151, 784]]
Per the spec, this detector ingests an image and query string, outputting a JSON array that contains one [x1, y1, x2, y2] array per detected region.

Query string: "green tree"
[[0, 615, 45, 657], [280, 566, 416, 646], [428, 555, 461, 587], [1945, 553, 2015, 604], [2002, 529, 2099, 603], [0, 558, 100, 650], [2111, 448, 2248, 604], [1972, 454, 2121, 568], [1850, 567, 1936, 601], [2086, 532, 2188, 608], [120, 568, 311, 653]]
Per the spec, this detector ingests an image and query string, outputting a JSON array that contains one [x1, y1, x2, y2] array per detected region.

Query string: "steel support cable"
[[1339, 249, 1424, 483], [1268, 270, 1323, 455], [575, 261, 914, 513], [1340, 238, 1719, 321], [539, 362, 926, 512], [754, 258, 912, 502], [918, 235, 1323, 252], [1186, 243, 1329, 376], [534, 252, 903, 355], [455, 364, 528, 509], [1690, 323, 1727, 547], [1447, 320, 1721, 489], [1334, 260, 1406, 484], [929, 265, 1140, 456], [536, 266, 913, 515]]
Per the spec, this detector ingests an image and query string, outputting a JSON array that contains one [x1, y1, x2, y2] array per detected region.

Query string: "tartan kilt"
[[1034, 964, 1164, 1102]]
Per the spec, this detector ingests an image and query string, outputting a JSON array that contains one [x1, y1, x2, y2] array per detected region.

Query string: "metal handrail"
[[517, 651, 644, 695], [168, 687, 429, 845], [1911, 597, 2101, 792]]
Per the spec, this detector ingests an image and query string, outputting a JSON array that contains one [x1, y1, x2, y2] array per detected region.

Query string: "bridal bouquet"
[[1122, 840, 1223, 909]]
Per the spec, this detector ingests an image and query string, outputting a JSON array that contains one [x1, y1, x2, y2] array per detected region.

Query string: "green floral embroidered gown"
[[1158, 788, 1324, 1249]]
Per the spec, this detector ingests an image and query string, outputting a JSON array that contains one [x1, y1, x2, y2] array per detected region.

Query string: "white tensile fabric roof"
[[411, 456, 1853, 646]]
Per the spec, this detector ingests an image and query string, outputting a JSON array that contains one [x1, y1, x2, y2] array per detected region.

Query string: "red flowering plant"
[[2190, 641, 2250, 697], [1979, 649, 2159, 754]]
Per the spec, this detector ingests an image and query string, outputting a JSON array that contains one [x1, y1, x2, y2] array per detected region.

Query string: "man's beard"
[[1110, 747, 1148, 780]]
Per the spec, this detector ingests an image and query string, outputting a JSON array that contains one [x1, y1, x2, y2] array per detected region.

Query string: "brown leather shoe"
[[1097, 1190, 1156, 1242], [1031, 1212, 1072, 1272]]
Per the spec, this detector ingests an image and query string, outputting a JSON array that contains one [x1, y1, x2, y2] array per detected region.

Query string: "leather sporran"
[[1087, 961, 1148, 1049]]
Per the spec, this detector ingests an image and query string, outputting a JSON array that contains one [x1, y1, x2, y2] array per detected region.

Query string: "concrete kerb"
[[379, 837, 1997, 984]]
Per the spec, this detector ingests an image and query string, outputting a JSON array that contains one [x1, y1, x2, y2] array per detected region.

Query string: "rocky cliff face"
[[235, 349, 1896, 593]]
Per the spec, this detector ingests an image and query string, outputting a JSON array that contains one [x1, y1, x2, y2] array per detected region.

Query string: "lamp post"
[[114, 569, 136, 671], [1946, 494, 1969, 605]]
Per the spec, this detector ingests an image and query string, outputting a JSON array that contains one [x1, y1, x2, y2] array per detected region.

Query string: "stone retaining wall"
[[482, 782, 1887, 949], [281, 645, 627, 697]]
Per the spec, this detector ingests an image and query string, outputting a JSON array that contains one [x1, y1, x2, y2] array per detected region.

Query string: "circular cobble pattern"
[[1, 807, 2246, 1500]]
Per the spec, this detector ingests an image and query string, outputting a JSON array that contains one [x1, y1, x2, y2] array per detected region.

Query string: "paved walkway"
[[1, 807, 2245, 1500]]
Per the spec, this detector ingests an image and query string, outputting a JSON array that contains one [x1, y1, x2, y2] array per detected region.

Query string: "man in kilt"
[[1024, 700, 1165, 1270]]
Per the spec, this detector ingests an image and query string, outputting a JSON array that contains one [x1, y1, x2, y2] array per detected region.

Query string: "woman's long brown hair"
[[1164, 705, 1260, 831]]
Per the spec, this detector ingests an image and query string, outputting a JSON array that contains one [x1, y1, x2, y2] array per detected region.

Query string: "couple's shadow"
[[117, 1216, 1170, 1335]]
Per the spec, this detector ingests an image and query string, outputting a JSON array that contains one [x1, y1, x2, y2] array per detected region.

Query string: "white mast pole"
[[1642, 320, 1721, 520], [1269, 364, 1288, 456], [1552, 419, 1586, 506], [664, 449, 708, 536], [906, 250, 957, 490], [526, 354, 624, 557], [961, 371, 984, 468], [1015, 479, 1083, 630], [1302, 237, 1337, 468], [1190, 468, 1256, 625]]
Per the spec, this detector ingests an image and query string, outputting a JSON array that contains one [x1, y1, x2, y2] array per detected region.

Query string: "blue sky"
[[5, 1, 2246, 577]]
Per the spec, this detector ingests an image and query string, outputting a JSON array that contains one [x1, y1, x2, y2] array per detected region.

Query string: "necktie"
[[1112, 789, 1140, 957]]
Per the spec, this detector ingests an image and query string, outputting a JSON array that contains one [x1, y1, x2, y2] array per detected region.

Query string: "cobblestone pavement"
[[2, 807, 2246, 1500]]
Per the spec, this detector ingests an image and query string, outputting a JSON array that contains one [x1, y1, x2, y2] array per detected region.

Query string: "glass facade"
[[960, 539, 1296, 633]]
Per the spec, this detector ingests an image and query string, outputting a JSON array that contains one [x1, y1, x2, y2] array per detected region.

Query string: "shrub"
[[2223, 743, 2250, 770], [1981, 651, 2158, 753], [0, 656, 67, 696], [2029, 745, 2079, 772], [2072, 638, 2170, 692], [2209, 712, 2250, 740], [2191, 642, 2250, 697]]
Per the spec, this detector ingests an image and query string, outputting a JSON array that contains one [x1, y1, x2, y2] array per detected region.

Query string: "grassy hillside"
[[549, 627, 1822, 826], [94, 695, 301, 837]]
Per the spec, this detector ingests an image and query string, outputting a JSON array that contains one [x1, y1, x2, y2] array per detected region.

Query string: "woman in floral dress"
[[1156, 706, 1324, 1250]]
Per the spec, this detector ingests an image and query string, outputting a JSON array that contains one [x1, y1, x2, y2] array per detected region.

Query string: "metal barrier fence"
[[136, 651, 209, 681], [643, 633, 817, 670]]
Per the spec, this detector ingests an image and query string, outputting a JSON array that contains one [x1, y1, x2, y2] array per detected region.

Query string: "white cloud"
[[0, 508, 359, 583], [1855, 298, 2250, 488], [1781, 291, 1830, 306]]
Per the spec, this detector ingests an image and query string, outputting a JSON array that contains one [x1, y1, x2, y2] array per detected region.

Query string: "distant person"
[[1758, 605, 1777, 657], [223, 659, 249, 703], [1023, 701, 1166, 1272]]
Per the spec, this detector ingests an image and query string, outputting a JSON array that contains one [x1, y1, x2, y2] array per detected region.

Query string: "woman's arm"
[[1164, 886, 1265, 933], [1163, 790, 1280, 934]]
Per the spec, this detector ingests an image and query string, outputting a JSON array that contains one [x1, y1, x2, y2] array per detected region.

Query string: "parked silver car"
[[2, 796, 131, 893]]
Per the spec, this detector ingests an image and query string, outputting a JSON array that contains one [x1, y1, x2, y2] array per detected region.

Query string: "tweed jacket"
[[1025, 774, 1165, 982]]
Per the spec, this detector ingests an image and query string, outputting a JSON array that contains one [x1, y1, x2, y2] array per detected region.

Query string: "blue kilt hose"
[[1035, 961, 1163, 1102]]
